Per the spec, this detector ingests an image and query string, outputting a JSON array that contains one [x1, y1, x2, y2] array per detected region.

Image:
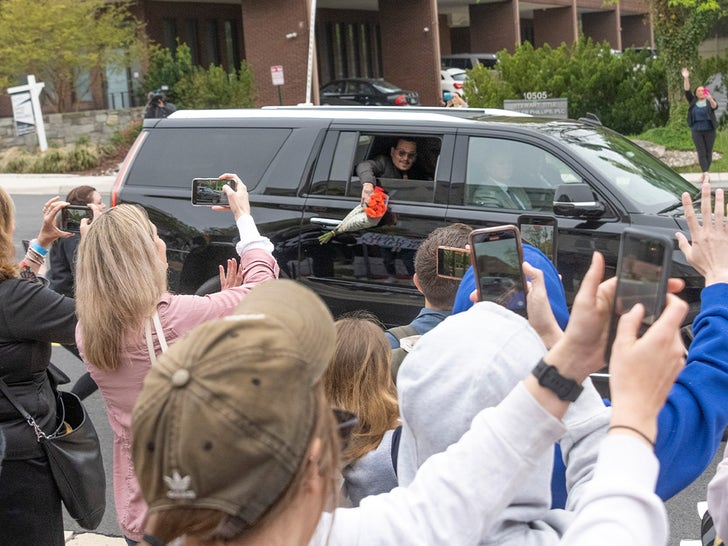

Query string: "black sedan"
[[320, 78, 419, 106]]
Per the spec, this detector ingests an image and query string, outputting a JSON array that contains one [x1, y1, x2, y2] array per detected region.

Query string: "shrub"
[[174, 61, 256, 109], [466, 37, 668, 135]]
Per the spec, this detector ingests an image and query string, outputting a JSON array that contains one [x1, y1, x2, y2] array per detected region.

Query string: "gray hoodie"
[[397, 301, 610, 545]]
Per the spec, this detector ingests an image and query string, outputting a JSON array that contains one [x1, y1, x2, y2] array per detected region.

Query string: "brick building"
[[1, 0, 653, 117]]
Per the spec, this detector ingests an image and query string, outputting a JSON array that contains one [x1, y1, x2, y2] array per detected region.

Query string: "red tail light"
[[111, 131, 148, 207], [394, 94, 408, 106], [454, 82, 463, 89]]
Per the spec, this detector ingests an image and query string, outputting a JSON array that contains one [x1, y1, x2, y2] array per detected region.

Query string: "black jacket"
[[685, 90, 718, 130]]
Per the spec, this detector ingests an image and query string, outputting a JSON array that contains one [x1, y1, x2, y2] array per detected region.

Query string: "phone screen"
[[606, 229, 672, 365], [614, 231, 671, 325], [60, 205, 93, 233], [518, 215, 557, 265], [191, 178, 236, 206], [469, 226, 527, 317], [436, 246, 470, 279]]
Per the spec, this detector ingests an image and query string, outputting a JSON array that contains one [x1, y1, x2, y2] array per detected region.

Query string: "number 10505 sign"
[[524, 91, 548, 100]]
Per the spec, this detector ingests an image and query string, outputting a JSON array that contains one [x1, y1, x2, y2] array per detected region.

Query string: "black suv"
[[113, 107, 702, 333]]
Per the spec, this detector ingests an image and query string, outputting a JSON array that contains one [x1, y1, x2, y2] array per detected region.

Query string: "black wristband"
[[532, 358, 583, 402]]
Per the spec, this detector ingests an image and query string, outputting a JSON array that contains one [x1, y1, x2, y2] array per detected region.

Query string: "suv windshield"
[[555, 124, 695, 213]]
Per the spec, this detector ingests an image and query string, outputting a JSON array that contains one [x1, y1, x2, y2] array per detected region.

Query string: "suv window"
[[125, 128, 291, 190], [311, 132, 443, 204], [464, 137, 582, 212]]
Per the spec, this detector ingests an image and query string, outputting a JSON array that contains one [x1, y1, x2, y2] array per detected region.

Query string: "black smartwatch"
[[531, 358, 583, 402]]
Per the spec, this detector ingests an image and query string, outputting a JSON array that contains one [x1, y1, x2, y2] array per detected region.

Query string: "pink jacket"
[[77, 248, 278, 541]]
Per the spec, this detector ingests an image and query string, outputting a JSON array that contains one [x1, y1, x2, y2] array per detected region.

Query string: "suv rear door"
[[295, 124, 456, 325]]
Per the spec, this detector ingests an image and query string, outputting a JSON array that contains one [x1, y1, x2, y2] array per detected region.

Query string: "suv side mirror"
[[553, 184, 606, 219]]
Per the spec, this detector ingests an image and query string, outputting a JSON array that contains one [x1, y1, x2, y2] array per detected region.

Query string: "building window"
[[320, 21, 381, 82], [224, 20, 241, 70], [184, 19, 200, 65], [206, 20, 220, 66], [162, 18, 177, 53]]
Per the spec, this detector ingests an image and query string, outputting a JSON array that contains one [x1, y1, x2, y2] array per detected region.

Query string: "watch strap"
[[532, 358, 583, 402]]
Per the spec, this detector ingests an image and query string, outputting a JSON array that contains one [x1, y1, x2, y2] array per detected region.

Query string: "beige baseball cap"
[[131, 279, 336, 526]]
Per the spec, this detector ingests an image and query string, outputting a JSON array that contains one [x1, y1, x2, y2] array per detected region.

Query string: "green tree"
[[0, 0, 145, 112], [611, 0, 726, 122]]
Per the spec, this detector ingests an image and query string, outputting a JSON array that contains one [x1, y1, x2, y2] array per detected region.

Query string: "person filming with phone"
[[682, 67, 719, 184]]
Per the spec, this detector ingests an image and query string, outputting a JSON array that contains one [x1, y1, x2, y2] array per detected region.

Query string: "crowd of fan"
[[1, 176, 728, 546]]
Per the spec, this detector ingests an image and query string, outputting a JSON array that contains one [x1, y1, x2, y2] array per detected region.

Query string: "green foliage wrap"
[[464, 37, 669, 135], [143, 43, 256, 109]]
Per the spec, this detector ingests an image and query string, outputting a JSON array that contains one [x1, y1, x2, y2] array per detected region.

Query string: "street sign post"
[[271, 65, 285, 106]]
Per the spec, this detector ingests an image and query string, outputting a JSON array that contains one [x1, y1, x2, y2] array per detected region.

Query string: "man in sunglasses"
[[356, 138, 421, 206]]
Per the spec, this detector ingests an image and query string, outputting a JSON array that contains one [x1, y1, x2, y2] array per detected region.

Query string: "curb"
[[0, 173, 116, 196]]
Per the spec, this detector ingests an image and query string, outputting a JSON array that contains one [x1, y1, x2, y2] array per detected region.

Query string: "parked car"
[[441, 68, 467, 97], [441, 53, 497, 70], [113, 107, 702, 344], [320, 78, 419, 106]]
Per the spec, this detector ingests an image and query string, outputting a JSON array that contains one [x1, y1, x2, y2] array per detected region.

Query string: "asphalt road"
[[8, 189, 725, 544]]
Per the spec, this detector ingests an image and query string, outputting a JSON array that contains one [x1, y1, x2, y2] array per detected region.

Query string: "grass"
[[632, 124, 728, 174]]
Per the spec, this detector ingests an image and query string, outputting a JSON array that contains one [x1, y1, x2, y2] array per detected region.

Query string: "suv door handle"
[[310, 217, 342, 228]]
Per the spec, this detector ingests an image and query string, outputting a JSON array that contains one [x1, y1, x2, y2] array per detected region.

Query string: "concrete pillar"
[[242, 0, 318, 106], [379, 0, 441, 106], [469, 1, 520, 54], [533, 6, 577, 48], [582, 8, 621, 50]]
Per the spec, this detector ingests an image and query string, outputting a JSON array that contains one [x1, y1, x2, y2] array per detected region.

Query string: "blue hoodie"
[[452, 245, 728, 507]]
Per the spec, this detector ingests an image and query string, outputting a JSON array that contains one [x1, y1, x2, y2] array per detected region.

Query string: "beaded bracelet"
[[607, 424, 655, 448], [29, 239, 48, 257]]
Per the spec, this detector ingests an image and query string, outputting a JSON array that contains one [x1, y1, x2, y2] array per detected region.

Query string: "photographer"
[[144, 92, 176, 119]]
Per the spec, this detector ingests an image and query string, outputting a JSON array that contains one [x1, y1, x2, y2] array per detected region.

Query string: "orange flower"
[[365, 186, 388, 219]]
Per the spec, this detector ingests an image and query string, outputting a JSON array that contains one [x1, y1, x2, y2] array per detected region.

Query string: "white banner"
[[11, 91, 35, 136]]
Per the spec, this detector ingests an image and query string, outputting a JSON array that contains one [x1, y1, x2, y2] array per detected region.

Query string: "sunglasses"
[[395, 149, 417, 160], [333, 408, 358, 451]]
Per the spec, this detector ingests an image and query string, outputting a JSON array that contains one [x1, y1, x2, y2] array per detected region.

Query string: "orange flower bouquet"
[[318, 187, 389, 244]]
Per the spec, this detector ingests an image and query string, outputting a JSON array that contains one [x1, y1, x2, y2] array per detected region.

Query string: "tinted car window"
[[322, 133, 444, 203], [464, 137, 582, 212], [125, 128, 291, 190]]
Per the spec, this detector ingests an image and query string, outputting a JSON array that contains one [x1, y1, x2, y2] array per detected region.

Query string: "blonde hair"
[[0, 187, 17, 281], [144, 382, 340, 544], [324, 312, 399, 462], [75, 204, 168, 371]]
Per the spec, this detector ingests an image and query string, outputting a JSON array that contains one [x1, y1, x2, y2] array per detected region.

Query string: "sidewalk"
[[65, 531, 125, 545], [0, 173, 116, 196]]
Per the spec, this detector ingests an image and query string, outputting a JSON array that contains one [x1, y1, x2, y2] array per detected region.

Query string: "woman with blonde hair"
[[75, 173, 279, 546], [323, 311, 400, 505], [0, 188, 78, 545]]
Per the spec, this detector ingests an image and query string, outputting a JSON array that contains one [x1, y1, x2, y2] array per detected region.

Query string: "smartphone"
[[59, 205, 93, 233], [436, 246, 470, 280], [606, 228, 673, 363], [517, 214, 558, 266], [191, 178, 236, 206], [469, 225, 527, 317]]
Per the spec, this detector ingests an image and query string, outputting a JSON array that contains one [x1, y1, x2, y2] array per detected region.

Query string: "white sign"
[[503, 98, 568, 119], [7, 75, 48, 151], [10, 92, 35, 136], [271, 65, 285, 86]]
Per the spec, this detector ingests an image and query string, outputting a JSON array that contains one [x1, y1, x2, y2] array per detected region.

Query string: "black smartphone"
[[59, 205, 93, 233], [191, 178, 236, 206], [436, 246, 470, 280], [469, 225, 527, 317], [606, 228, 673, 363], [518, 214, 558, 266]]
